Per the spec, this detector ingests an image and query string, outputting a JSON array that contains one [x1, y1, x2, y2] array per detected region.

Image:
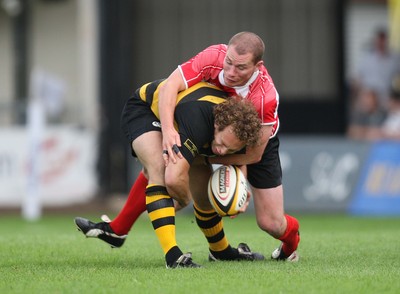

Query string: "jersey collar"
[[218, 70, 259, 98]]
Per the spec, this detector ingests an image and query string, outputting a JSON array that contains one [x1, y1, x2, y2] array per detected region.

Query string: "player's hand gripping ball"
[[208, 165, 249, 217]]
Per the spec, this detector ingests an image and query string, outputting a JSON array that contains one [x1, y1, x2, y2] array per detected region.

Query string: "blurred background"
[[1, 0, 399, 219]]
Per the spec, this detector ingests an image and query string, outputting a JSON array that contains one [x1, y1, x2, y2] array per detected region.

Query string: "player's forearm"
[[209, 133, 269, 165], [159, 84, 178, 131], [208, 152, 260, 165], [158, 69, 186, 131]]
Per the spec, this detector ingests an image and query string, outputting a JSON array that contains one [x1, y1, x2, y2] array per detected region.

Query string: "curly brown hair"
[[213, 97, 261, 147]]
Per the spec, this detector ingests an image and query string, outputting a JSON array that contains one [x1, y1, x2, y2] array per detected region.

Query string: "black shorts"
[[247, 136, 282, 189], [120, 97, 161, 157]]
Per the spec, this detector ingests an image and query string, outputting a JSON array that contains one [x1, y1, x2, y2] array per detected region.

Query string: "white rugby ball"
[[208, 165, 249, 217]]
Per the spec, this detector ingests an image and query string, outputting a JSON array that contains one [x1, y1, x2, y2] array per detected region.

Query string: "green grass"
[[1, 213, 400, 294]]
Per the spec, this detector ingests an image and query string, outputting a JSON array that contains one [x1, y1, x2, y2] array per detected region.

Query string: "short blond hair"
[[228, 31, 265, 64]]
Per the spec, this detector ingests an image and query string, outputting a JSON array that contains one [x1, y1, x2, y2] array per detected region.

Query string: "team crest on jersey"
[[183, 139, 197, 157], [152, 121, 161, 128]]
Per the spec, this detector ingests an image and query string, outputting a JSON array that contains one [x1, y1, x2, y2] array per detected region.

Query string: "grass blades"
[[1, 213, 399, 293]]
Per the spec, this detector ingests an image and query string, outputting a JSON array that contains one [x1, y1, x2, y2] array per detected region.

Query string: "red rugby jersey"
[[178, 44, 280, 137]]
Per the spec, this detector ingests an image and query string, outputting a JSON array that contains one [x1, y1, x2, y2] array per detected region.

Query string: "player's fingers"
[[237, 197, 250, 214], [166, 146, 177, 164], [175, 138, 183, 158], [172, 144, 183, 159], [162, 150, 170, 166], [237, 206, 246, 214], [172, 144, 180, 154], [244, 190, 251, 205], [174, 144, 183, 159]]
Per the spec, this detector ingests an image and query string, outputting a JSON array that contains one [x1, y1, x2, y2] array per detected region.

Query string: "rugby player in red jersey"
[[75, 32, 300, 263]]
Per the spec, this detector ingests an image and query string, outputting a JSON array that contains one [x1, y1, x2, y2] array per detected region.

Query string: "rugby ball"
[[208, 165, 249, 217]]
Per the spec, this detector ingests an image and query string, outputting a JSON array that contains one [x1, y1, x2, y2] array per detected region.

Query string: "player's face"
[[223, 45, 260, 87], [212, 125, 245, 156]]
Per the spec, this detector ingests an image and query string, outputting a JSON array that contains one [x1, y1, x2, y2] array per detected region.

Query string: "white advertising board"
[[0, 126, 97, 207]]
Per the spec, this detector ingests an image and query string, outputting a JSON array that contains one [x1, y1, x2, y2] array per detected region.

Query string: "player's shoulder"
[[203, 44, 227, 53], [190, 81, 222, 90], [177, 81, 225, 105], [252, 66, 277, 93], [197, 44, 227, 61]]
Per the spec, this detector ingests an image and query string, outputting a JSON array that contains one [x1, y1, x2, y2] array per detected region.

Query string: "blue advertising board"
[[127, 137, 400, 216], [279, 136, 370, 213], [349, 141, 400, 216]]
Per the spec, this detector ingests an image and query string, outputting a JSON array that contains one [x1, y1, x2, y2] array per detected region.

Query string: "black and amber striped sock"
[[146, 184, 182, 266], [194, 203, 238, 260]]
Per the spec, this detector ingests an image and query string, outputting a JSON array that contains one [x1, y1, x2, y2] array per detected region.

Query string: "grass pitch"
[[1, 212, 399, 293]]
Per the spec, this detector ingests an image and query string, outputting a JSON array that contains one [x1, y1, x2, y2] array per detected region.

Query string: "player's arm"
[[208, 125, 272, 165], [159, 68, 187, 164]]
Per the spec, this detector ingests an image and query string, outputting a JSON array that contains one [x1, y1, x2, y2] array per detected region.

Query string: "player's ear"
[[255, 60, 263, 70], [214, 124, 224, 133]]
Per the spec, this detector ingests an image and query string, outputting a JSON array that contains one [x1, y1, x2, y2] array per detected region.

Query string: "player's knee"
[[164, 175, 190, 208], [256, 216, 285, 239], [164, 172, 177, 189], [172, 192, 191, 208]]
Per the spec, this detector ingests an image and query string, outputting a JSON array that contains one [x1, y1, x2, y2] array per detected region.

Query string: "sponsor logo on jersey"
[[152, 121, 161, 128], [183, 139, 197, 157]]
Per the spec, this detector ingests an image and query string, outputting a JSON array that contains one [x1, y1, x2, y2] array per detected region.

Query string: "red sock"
[[279, 214, 300, 256], [109, 172, 148, 235]]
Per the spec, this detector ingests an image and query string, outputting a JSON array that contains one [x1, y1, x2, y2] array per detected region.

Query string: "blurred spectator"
[[347, 87, 387, 140], [348, 75, 400, 141], [350, 28, 400, 114], [379, 76, 400, 140]]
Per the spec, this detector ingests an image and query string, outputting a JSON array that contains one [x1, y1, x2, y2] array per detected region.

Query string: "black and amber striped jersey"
[[135, 79, 227, 118], [134, 80, 229, 163]]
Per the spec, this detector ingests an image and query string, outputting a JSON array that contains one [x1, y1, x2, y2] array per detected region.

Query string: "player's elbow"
[[246, 153, 262, 164]]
